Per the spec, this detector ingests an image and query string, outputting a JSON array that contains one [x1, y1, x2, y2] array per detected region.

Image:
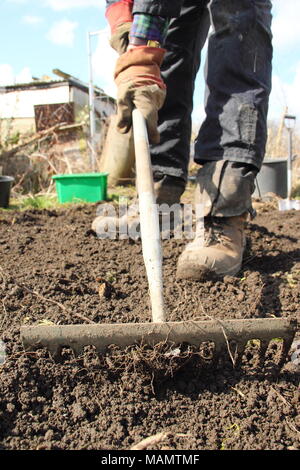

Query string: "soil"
[[0, 202, 299, 451]]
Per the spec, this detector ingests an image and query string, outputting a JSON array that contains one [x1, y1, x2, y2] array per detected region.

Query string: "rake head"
[[21, 318, 297, 370]]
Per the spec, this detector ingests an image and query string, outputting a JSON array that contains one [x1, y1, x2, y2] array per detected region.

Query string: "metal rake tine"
[[208, 343, 222, 367], [21, 318, 298, 370], [259, 340, 269, 367], [278, 338, 295, 371], [233, 342, 247, 368]]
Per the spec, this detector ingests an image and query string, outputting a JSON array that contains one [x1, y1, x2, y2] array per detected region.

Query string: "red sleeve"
[[106, 1, 134, 34]]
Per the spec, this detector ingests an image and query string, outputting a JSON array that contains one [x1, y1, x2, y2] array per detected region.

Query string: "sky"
[[1, 0, 300, 129]]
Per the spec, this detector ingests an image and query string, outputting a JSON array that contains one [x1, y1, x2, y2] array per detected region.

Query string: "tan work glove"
[[110, 22, 132, 55], [114, 46, 166, 144]]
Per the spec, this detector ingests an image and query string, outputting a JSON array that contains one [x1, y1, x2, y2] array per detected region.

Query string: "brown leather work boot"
[[176, 213, 248, 280]]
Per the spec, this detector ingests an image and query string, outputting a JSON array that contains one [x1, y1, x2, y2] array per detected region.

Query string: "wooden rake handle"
[[132, 109, 166, 323]]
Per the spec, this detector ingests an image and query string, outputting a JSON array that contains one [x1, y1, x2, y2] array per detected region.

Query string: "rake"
[[21, 109, 297, 368]]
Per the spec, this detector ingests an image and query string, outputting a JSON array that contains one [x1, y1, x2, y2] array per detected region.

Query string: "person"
[[97, 0, 273, 280]]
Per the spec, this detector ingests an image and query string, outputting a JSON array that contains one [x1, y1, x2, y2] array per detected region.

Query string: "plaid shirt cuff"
[[130, 13, 169, 45]]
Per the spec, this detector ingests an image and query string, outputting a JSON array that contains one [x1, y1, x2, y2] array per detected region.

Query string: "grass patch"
[[12, 194, 59, 210], [0, 188, 133, 212], [0, 184, 137, 212], [1, 194, 91, 211]]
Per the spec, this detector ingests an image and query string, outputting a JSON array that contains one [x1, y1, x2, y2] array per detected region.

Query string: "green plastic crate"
[[52, 173, 108, 204]]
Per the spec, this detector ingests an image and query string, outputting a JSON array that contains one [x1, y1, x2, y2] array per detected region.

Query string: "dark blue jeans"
[[151, 0, 273, 216]]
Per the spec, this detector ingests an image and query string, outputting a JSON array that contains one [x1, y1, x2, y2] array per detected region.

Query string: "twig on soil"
[[198, 300, 236, 367], [0, 266, 95, 324], [131, 432, 189, 451], [231, 386, 246, 399], [270, 386, 292, 408], [0, 298, 8, 330], [20, 284, 95, 324], [286, 419, 300, 435], [150, 371, 155, 395], [131, 433, 170, 450]]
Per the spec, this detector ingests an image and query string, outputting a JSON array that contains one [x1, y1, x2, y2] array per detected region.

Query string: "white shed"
[[0, 70, 116, 139]]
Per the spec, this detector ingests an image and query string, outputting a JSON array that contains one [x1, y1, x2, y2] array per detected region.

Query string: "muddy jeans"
[[150, 0, 273, 217]]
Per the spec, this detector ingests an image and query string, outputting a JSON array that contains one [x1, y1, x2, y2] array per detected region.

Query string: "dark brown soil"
[[0, 204, 299, 450]]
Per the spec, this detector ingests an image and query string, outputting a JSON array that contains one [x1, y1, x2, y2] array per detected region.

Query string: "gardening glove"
[[110, 22, 132, 55], [106, 0, 133, 54], [114, 46, 166, 144]]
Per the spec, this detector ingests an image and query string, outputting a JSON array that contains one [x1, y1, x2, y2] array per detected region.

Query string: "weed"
[[220, 423, 240, 450], [0, 194, 92, 211], [15, 194, 58, 210]]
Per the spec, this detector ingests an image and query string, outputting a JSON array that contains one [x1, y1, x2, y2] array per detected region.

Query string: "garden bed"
[[0, 204, 299, 450]]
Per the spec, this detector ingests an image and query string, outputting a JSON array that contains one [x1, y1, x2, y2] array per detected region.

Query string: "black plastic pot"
[[254, 158, 287, 199], [0, 176, 14, 208]]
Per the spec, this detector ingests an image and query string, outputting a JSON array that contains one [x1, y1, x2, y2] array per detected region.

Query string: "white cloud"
[[92, 27, 118, 98], [0, 65, 15, 86], [45, 0, 104, 10], [6, 0, 27, 3], [22, 15, 43, 24], [0, 64, 32, 85], [6, 0, 104, 7], [46, 20, 78, 47], [272, 0, 300, 50], [16, 66, 32, 83]]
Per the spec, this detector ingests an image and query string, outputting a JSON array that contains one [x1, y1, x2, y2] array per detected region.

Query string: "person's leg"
[[151, 0, 210, 203], [195, 0, 273, 218], [93, 1, 208, 236], [177, 0, 273, 279]]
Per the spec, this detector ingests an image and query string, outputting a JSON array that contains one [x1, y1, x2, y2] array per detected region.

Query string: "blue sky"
[[1, 0, 300, 128], [0, 0, 107, 83]]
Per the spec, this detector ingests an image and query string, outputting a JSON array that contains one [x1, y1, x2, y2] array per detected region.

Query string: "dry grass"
[[2, 114, 300, 196]]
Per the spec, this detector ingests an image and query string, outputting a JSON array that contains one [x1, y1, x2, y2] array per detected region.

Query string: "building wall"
[[0, 117, 36, 139], [0, 82, 116, 143], [0, 83, 71, 139], [0, 84, 70, 119], [71, 87, 88, 111]]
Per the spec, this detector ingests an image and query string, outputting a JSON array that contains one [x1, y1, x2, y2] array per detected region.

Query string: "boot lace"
[[204, 217, 231, 247]]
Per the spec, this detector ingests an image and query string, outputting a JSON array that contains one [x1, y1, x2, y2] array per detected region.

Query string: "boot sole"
[[176, 259, 242, 281]]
